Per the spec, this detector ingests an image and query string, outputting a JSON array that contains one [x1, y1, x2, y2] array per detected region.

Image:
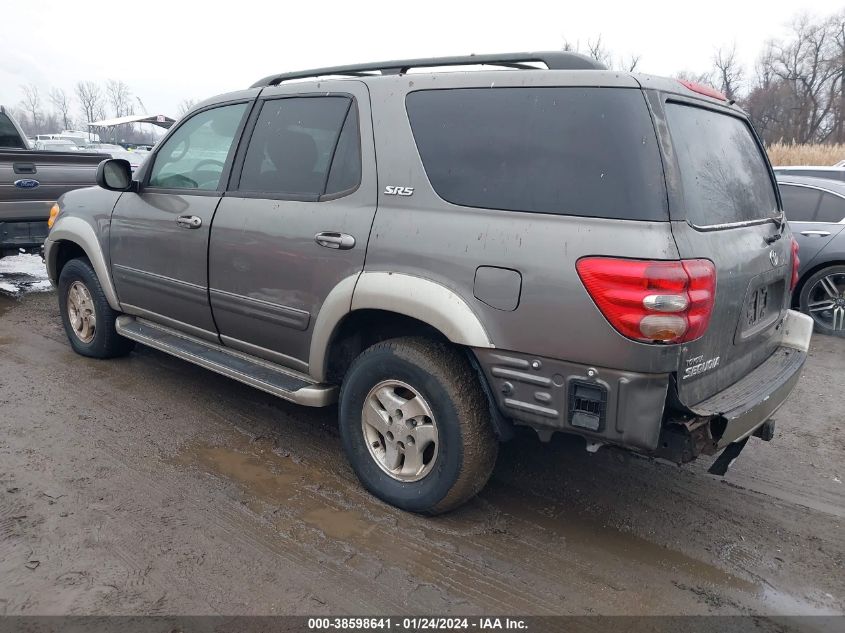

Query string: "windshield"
[[666, 103, 779, 226]]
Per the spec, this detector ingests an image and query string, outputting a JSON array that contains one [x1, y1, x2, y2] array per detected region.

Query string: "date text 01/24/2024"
[[307, 617, 528, 630]]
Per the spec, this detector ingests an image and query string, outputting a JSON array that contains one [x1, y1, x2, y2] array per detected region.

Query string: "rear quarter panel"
[[364, 72, 683, 374]]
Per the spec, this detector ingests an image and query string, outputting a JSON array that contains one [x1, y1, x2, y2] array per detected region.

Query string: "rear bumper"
[[474, 310, 812, 459], [682, 310, 812, 448], [0, 220, 49, 256]]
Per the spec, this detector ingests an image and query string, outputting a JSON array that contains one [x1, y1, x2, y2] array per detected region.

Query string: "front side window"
[[779, 185, 821, 222], [238, 96, 360, 198], [148, 103, 247, 190]]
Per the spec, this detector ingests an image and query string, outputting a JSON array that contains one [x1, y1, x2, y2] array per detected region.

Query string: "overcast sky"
[[1, 0, 842, 125]]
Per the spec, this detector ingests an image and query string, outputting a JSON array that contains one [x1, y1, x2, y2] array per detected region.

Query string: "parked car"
[[778, 175, 845, 336], [774, 166, 845, 181], [0, 105, 108, 258], [33, 139, 80, 151], [80, 144, 148, 173], [44, 53, 812, 513]]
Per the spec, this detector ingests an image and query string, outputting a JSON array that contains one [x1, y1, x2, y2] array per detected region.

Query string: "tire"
[[58, 258, 135, 358], [339, 337, 498, 514], [799, 264, 845, 337]]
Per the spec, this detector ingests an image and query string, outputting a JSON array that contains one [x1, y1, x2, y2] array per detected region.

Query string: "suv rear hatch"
[[652, 91, 793, 406]]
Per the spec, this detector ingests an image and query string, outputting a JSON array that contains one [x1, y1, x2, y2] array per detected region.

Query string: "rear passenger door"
[[209, 81, 376, 373], [781, 183, 845, 273]]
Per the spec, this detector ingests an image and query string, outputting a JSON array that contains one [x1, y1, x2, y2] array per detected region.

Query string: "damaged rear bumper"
[[657, 310, 813, 465]]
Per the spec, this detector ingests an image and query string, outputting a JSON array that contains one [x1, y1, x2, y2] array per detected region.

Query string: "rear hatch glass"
[[664, 101, 790, 406], [665, 103, 779, 226], [406, 87, 667, 221]]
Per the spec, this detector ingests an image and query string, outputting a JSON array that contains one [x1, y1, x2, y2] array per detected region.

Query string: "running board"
[[115, 316, 337, 407]]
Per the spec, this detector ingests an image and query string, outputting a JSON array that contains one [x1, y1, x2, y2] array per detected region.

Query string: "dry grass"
[[767, 143, 845, 166]]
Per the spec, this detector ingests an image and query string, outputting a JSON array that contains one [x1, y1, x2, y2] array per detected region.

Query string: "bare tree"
[[20, 84, 42, 133], [622, 54, 641, 73], [49, 88, 73, 130], [106, 79, 133, 117], [562, 35, 640, 72], [177, 98, 198, 118], [76, 81, 103, 128], [586, 35, 613, 69], [713, 45, 744, 101], [675, 69, 715, 85], [768, 14, 840, 143]]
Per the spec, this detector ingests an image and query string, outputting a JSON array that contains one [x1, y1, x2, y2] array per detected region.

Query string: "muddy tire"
[[339, 337, 497, 514], [58, 258, 135, 358], [799, 265, 845, 337]]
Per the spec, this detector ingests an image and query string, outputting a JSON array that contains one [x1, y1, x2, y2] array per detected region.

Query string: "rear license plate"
[[745, 286, 770, 328]]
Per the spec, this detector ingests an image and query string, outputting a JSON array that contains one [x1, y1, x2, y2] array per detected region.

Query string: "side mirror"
[[96, 158, 134, 192]]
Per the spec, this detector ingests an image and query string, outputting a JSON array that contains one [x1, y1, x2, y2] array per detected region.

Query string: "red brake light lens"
[[576, 257, 717, 344], [790, 238, 800, 292], [678, 80, 728, 101]]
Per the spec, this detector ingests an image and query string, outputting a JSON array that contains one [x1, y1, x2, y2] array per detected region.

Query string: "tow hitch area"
[[707, 420, 775, 476], [708, 438, 749, 476]]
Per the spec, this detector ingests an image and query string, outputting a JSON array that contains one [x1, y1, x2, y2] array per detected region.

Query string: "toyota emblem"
[[769, 249, 780, 267]]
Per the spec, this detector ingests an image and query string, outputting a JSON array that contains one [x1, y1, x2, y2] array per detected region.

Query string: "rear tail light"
[[790, 237, 800, 292], [576, 257, 717, 344]]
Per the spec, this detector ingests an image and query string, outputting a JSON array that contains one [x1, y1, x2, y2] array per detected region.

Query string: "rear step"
[[115, 316, 337, 407]]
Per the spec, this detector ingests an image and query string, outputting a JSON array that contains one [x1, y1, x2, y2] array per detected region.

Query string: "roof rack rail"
[[250, 51, 605, 88]]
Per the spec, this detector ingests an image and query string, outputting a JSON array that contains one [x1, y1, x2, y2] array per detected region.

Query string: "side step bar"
[[115, 316, 337, 407]]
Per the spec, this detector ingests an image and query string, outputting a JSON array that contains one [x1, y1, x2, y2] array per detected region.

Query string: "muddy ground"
[[0, 284, 843, 617]]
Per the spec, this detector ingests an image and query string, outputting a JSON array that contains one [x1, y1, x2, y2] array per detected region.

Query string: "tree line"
[[10, 80, 198, 144], [569, 10, 845, 146], [10, 8, 843, 147]]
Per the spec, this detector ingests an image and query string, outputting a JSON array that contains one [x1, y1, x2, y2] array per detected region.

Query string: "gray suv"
[[44, 53, 813, 514]]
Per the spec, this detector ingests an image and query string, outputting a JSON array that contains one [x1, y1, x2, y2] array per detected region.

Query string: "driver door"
[[110, 100, 251, 341]]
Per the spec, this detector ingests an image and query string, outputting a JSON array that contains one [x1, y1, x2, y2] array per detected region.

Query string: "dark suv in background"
[[44, 53, 812, 513]]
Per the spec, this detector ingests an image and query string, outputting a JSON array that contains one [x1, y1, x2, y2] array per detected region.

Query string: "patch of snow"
[[0, 254, 53, 296]]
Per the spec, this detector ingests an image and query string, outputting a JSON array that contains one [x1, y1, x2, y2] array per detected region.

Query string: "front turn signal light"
[[47, 203, 60, 229]]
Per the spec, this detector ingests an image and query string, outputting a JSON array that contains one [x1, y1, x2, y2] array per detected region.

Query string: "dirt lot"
[[0, 283, 843, 617]]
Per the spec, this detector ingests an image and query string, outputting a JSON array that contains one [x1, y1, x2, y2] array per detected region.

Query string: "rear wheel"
[[339, 337, 497, 514], [799, 265, 845, 337], [58, 258, 135, 358]]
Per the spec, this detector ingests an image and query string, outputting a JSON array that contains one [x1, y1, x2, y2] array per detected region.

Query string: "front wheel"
[[58, 258, 135, 358], [339, 337, 497, 514], [799, 265, 845, 337]]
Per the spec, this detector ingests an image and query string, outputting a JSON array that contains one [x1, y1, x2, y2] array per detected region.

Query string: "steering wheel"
[[193, 159, 225, 172]]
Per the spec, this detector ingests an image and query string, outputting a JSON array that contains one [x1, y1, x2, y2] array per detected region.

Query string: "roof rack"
[[250, 51, 605, 88]]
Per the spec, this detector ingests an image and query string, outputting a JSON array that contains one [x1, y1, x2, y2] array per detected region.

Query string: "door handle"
[[799, 230, 831, 237], [13, 162, 36, 174], [176, 215, 202, 229], [315, 232, 355, 250]]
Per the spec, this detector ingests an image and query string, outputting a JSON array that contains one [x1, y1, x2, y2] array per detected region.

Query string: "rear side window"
[[779, 185, 821, 221], [816, 192, 845, 223], [666, 103, 778, 226], [406, 88, 667, 220], [239, 96, 360, 198], [0, 113, 26, 149]]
